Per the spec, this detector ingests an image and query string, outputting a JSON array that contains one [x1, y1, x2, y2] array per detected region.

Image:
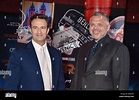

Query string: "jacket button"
[[20, 85, 22, 88], [116, 85, 119, 88], [84, 85, 87, 88], [52, 85, 54, 88]]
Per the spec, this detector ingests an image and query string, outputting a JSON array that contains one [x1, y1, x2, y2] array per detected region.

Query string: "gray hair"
[[91, 12, 110, 25]]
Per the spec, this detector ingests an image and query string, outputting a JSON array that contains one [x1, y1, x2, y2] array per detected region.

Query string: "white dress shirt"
[[32, 39, 52, 89]]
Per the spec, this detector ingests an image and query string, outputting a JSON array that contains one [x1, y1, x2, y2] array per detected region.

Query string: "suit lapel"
[[84, 41, 94, 66], [26, 42, 42, 74], [85, 36, 111, 74]]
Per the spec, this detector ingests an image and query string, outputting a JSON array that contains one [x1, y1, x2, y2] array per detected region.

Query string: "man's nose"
[[37, 28, 41, 33]]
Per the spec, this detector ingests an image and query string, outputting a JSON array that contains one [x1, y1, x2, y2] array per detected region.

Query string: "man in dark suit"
[[4, 14, 65, 90], [70, 12, 130, 90]]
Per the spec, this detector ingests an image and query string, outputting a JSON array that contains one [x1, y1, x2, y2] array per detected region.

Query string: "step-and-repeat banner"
[[0, 13, 19, 88], [0, 0, 136, 90]]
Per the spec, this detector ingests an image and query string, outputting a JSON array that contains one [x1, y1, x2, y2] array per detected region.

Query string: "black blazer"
[[70, 35, 130, 90]]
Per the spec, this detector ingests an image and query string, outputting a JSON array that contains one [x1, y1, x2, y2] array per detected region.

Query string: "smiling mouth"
[[93, 32, 99, 35], [37, 34, 43, 36]]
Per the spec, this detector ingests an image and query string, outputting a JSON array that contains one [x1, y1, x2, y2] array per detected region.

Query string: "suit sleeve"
[[4, 49, 21, 90], [112, 45, 130, 90]]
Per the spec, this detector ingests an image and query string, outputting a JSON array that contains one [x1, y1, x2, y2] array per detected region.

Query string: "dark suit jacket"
[[70, 35, 130, 90], [4, 42, 65, 90]]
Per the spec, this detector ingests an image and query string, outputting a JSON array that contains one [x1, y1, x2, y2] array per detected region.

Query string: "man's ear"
[[29, 28, 31, 34], [46, 28, 50, 34], [107, 24, 110, 31]]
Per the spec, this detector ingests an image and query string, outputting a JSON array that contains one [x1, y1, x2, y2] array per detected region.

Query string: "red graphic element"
[[63, 63, 75, 74], [109, 16, 125, 43], [84, 0, 113, 22]]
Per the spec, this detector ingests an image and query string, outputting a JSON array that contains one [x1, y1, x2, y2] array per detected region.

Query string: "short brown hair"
[[30, 14, 49, 27]]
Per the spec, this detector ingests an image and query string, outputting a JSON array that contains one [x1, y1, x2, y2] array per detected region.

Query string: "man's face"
[[89, 15, 110, 42], [30, 18, 48, 46]]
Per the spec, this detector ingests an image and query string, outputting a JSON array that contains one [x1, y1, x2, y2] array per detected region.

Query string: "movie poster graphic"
[[17, 0, 54, 44], [52, 9, 93, 55], [108, 16, 125, 43]]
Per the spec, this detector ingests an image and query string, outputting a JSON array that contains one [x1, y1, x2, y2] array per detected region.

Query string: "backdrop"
[[0, 0, 137, 91]]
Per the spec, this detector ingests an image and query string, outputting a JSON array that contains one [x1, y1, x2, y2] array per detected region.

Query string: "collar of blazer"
[[85, 35, 111, 72]]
